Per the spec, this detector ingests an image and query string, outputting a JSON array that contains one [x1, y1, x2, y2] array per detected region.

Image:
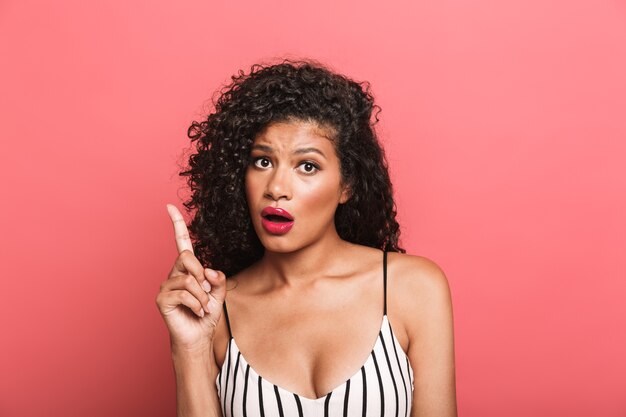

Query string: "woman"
[[157, 59, 457, 417]]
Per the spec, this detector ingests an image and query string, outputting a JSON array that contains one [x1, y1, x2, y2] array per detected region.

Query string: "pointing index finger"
[[166, 204, 194, 254]]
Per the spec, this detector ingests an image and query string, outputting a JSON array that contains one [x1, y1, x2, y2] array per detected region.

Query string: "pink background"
[[1, 0, 625, 416]]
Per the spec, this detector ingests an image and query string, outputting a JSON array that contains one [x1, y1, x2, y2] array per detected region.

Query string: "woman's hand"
[[156, 204, 227, 352]]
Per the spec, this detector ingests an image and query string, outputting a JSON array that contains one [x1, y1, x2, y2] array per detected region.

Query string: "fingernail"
[[205, 268, 218, 279], [199, 309, 205, 318], [201, 280, 211, 292]]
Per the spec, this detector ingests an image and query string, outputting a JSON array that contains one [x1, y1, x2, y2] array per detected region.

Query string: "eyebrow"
[[250, 144, 327, 159]]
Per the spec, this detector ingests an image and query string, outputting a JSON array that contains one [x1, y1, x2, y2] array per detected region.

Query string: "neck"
[[257, 232, 352, 287]]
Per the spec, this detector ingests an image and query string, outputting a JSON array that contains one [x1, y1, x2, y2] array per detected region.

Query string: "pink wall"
[[1, 0, 625, 416]]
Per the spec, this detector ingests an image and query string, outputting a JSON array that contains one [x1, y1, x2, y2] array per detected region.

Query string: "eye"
[[252, 157, 272, 169], [298, 161, 320, 175]]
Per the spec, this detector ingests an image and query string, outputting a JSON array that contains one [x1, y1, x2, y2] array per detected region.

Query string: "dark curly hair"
[[180, 58, 405, 277]]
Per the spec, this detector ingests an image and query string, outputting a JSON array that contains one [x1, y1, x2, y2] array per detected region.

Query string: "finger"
[[160, 274, 210, 314], [194, 267, 223, 294], [170, 250, 205, 284], [205, 269, 227, 302], [158, 289, 206, 318], [166, 204, 194, 254]]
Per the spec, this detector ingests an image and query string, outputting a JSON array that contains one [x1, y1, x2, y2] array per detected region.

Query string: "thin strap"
[[383, 250, 388, 316], [222, 301, 233, 338]]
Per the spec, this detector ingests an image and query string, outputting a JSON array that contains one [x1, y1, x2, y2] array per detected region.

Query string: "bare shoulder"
[[387, 252, 452, 307], [387, 252, 458, 415], [386, 252, 454, 343], [212, 270, 247, 369]]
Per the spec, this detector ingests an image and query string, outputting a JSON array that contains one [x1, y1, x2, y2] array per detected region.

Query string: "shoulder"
[[212, 273, 245, 370], [386, 252, 458, 414], [387, 252, 452, 305], [211, 263, 262, 368], [386, 252, 454, 344]]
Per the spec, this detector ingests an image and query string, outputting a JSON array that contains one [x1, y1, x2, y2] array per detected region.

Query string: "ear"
[[339, 183, 352, 204]]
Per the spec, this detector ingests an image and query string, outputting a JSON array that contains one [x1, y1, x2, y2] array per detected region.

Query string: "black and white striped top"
[[216, 251, 415, 417]]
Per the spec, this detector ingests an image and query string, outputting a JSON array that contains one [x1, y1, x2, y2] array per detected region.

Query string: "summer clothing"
[[216, 251, 415, 416]]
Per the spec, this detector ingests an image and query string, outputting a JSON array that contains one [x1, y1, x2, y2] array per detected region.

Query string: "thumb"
[[204, 268, 227, 302]]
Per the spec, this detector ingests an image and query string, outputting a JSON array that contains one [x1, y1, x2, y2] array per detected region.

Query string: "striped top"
[[216, 251, 415, 417]]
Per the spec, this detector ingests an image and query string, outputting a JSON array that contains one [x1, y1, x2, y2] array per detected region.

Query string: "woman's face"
[[245, 119, 350, 253]]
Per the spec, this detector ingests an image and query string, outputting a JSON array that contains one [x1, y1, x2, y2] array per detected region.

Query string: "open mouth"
[[263, 214, 292, 223], [261, 208, 294, 234]]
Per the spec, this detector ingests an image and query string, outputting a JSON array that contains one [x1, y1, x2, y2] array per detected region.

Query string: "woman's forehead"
[[252, 120, 337, 150]]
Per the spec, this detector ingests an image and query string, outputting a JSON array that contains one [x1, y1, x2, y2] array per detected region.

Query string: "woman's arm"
[[396, 255, 458, 417], [171, 344, 223, 417], [158, 204, 227, 417]]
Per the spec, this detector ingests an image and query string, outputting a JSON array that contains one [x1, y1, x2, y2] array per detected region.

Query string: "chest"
[[216, 315, 414, 417], [229, 293, 383, 397]]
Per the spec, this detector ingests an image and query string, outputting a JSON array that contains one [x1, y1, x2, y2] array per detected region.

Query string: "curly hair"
[[180, 58, 405, 277]]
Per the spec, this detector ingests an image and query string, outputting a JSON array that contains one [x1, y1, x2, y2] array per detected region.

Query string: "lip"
[[261, 206, 294, 235], [261, 206, 294, 220]]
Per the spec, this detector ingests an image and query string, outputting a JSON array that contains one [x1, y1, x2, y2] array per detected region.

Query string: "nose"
[[264, 165, 292, 201]]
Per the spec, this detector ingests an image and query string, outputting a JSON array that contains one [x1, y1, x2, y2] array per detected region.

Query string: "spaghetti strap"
[[383, 250, 388, 316], [222, 301, 232, 339]]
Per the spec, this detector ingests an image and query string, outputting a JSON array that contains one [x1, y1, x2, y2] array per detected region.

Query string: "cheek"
[[299, 177, 342, 209]]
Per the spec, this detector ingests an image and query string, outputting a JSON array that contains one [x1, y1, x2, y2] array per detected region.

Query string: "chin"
[[257, 234, 309, 255], [260, 239, 299, 254]]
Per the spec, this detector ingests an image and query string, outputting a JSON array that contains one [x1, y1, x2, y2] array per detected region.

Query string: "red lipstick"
[[261, 206, 294, 235]]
